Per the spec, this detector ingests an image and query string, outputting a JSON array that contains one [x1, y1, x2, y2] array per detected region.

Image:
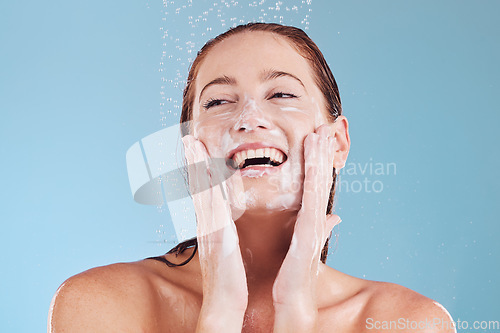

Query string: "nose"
[[233, 98, 272, 132]]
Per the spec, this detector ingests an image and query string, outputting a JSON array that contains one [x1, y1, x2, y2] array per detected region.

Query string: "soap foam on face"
[[233, 96, 272, 132], [266, 192, 298, 211], [280, 106, 309, 115], [192, 85, 330, 217]]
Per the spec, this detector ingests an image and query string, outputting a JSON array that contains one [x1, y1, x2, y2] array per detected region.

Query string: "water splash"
[[154, 0, 313, 245], [159, 0, 313, 127]]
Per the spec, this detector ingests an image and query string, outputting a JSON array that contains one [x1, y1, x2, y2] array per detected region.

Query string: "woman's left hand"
[[272, 125, 341, 332]]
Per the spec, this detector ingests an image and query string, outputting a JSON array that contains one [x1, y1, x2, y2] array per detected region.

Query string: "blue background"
[[1, 0, 498, 331]]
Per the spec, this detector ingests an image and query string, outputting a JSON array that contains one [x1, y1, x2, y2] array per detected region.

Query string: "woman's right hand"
[[182, 135, 248, 332]]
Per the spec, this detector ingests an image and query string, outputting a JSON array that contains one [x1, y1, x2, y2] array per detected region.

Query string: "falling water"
[[154, 0, 313, 245], [159, 0, 312, 127]]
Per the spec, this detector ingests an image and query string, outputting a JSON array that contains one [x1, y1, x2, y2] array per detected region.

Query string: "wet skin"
[[49, 32, 455, 333]]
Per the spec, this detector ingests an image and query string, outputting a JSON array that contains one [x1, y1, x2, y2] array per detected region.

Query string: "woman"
[[49, 23, 455, 332]]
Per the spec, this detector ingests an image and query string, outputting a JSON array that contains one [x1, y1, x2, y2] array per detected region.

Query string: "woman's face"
[[191, 31, 331, 216]]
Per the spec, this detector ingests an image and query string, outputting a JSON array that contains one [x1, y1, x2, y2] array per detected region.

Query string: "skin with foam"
[[191, 41, 336, 216], [48, 28, 457, 333], [186, 31, 349, 331]]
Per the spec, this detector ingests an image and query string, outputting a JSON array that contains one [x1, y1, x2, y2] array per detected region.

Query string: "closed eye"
[[203, 98, 229, 109], [270, 92, 299, 99]]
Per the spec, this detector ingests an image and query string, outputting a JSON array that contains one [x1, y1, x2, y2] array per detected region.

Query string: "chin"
[[263, 191, 302, 212], [229, 190, 301, 221]]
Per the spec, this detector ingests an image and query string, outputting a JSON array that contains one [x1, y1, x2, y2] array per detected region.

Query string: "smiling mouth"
[[228, 147, 288, 170]]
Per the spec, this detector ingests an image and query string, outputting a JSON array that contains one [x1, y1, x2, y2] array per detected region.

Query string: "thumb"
[[325, 214, 341, 239]]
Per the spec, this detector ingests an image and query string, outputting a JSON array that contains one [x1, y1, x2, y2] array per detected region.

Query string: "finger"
[[193, 139, 212, 194], [314, 124, 335, 197], [224, 170, 246, 220], [292, 131, 336, 264], [181, 134, 195, 181], [189, 138, 214, 240], [314, 123, 331, 138], [317, 128, 335, 255], [182, 135, 210, 196], [192, 139, 228, 237], [182, 135, 206, 214], [182, 136, 213, 256], [316, 125, 335, 206], [306, 129, 336, 267], [302, 131, 329, 247], [301, 132, 320, 217], [298, 132, 329, 257], [319, 127, 330, 215], [194, 140, 232, 233], [192, 139, 239, 261], [314, 130, 328, 258], [325, 214, 341, 241]]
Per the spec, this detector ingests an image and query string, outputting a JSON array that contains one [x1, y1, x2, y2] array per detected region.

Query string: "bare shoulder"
[[362, 280, 456, 333], [48, 257, 201, 333], [318, 267, 455, 333], [49, 262, 159, 332]]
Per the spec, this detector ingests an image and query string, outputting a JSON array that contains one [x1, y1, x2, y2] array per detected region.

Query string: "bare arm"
[[182, 135, 248, 332]]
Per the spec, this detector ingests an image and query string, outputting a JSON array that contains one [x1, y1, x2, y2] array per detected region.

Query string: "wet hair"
[[167, 22, 342, 265]]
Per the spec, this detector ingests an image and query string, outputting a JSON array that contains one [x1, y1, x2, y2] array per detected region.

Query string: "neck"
[[235, 209, 298, 286]]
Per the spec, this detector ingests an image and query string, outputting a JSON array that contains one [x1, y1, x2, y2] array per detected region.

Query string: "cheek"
[[193, 118, 238, 158], [311, 97, 330, 128], [278, 98, 326, 133]]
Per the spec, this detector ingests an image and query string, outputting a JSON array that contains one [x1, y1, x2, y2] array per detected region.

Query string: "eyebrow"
[[198, 70, 306, 102], [260, 69, 305, 89], [199, 75, 237, 102]]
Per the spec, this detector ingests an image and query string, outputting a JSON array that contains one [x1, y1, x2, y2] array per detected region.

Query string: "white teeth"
[[231, 147, 286, 169], [269, 149, 277, 163], [274, 150, 283, 164], [233, 151, 243, 168], [238, 155, 245, 169]]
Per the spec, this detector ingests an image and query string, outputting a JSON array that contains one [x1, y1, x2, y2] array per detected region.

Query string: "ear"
[[331, 115, 350, 172]]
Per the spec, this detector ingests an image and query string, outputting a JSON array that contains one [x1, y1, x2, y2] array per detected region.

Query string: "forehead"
[[195, 31, 315, 92]]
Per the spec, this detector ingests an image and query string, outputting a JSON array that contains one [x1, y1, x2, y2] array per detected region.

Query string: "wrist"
[[202, 289, 248, 312], [196, 304, 246, 332]]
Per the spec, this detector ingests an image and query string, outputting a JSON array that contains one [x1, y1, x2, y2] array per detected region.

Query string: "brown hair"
[[169, 22, 341, 264]]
